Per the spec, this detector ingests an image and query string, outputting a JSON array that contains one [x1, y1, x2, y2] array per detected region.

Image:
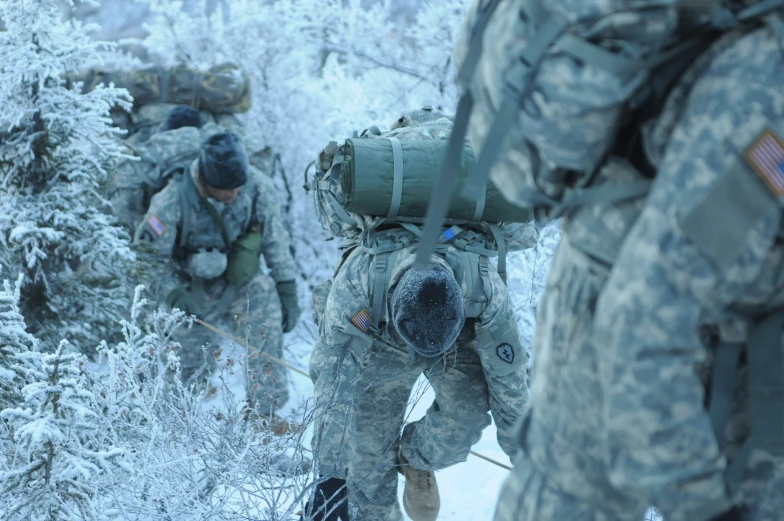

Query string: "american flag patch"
[[147, 214, 167, 237], [351, 309, 371, 333], [745, 129, 784, 197]]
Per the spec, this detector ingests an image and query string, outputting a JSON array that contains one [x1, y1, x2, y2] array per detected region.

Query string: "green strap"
[[708, 342, 744, 450], [735, 0, 784, 24], [326, 191, 358, 227], [415, 94, 474, 270], [388, 137, 404, 219], [471, 176, 487, 222], [746, 312, 784, 451], [487, 224, 507, 284], [399, 222, 423, 238], [176, 171, 230, 250], [176, 173, 202, 249], [212, 283, 239, 316], [557, 33, 639, 79], [303, 160, 316, 190], [725, 311, 784, 492], [461, 95, 518, 201], [518, 12, 569, 67], [370, 250, 400, 328], [201, 198, 231, 251], [469, 256, 488, 308], [371, 253, 389, 328]]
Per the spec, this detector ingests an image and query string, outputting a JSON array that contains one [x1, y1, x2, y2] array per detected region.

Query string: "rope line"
[[195, 317, 513, 472]]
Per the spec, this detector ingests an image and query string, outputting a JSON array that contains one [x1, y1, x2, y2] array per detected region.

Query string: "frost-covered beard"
[[390, 265, 465, 358]]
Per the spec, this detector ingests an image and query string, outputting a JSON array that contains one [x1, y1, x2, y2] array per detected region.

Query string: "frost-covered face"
[[391, 266, 465, 357]]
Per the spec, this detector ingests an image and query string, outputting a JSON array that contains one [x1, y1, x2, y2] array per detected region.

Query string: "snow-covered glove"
[[166, 288, 202, 317], [276, 280, 301, 333]]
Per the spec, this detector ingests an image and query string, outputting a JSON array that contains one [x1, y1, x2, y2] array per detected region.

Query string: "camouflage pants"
[[309, 339, 356, 479], [315, 337, 526, 521], [171, 271, 287, 412]]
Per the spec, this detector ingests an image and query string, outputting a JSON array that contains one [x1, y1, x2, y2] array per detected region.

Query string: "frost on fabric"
[[391, 265, 465, 357]]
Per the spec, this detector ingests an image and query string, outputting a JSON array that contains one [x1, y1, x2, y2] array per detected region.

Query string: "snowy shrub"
[[0, 0, 135, 354], [0, 341, 124, 521], [86, 286, 316, 520]]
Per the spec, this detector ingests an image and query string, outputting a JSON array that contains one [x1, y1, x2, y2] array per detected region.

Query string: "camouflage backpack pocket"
[[226, 224, 263, 285]]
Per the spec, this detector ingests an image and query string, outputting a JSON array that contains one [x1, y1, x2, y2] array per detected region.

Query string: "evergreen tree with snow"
[[0, 0, 135, 355], [0, 341, 123, 521], [0, 275, 40, 412]]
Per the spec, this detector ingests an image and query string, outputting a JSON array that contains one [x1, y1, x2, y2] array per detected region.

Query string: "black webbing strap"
[[413, 0, 506, 270], [725, 311, 784, 492], [414, 93, 475, 270], [708, 342, 744, 449]]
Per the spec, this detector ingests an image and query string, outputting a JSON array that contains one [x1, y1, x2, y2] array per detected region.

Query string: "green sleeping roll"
[[341, 137, 530, 223]]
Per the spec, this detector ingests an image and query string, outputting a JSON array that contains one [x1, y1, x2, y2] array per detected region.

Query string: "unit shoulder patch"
[[147, 214, 167, 237], [745, 128, 784, 198], [496, 343, 514, 364], [351, 309, 371, 333]]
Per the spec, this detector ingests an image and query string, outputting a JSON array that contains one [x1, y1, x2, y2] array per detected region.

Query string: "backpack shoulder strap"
[[175, 171, 202, 249], [724, 310, 784, 492]]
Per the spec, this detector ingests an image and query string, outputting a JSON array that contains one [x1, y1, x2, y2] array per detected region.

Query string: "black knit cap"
[[198, 132, 249, 189], [391, 265, 465, 357], [160, 105, 202, 131]]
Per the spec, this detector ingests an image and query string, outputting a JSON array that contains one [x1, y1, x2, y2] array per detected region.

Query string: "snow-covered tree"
[[0, 341, 123, 521], [0, 275, 40, 412], [0, 0, 135, 354]]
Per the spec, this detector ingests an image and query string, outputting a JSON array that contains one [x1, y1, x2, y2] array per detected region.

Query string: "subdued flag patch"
[[351, 309, 371, 333], [147, 214, 166, 237], [746, 128, 784, 197]]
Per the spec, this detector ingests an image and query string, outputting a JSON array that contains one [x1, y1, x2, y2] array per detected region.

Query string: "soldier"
[[134, 132, 301, 422], [307, 234, 536, 521], [108, 105, 205, 234], [304, 106, 538, 521], [445, 1, 784, 520]]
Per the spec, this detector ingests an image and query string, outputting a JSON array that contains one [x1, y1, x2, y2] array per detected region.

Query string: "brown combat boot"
[[398, 452, 440, 521]]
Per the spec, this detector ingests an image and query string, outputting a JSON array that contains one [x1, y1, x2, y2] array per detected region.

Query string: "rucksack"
[[306, 115, 538, 282], [73, 62, 251, 115], [437, 0, 784, 496], [415, 0, 784, 267]]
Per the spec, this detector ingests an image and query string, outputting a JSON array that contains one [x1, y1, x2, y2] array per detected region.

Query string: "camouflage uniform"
[[312, 241, 532, 521], [452, 8, 784, 521], [109, 122, 223, 233], [134, 160, 296, 412], [110, 113, 277, 235]]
